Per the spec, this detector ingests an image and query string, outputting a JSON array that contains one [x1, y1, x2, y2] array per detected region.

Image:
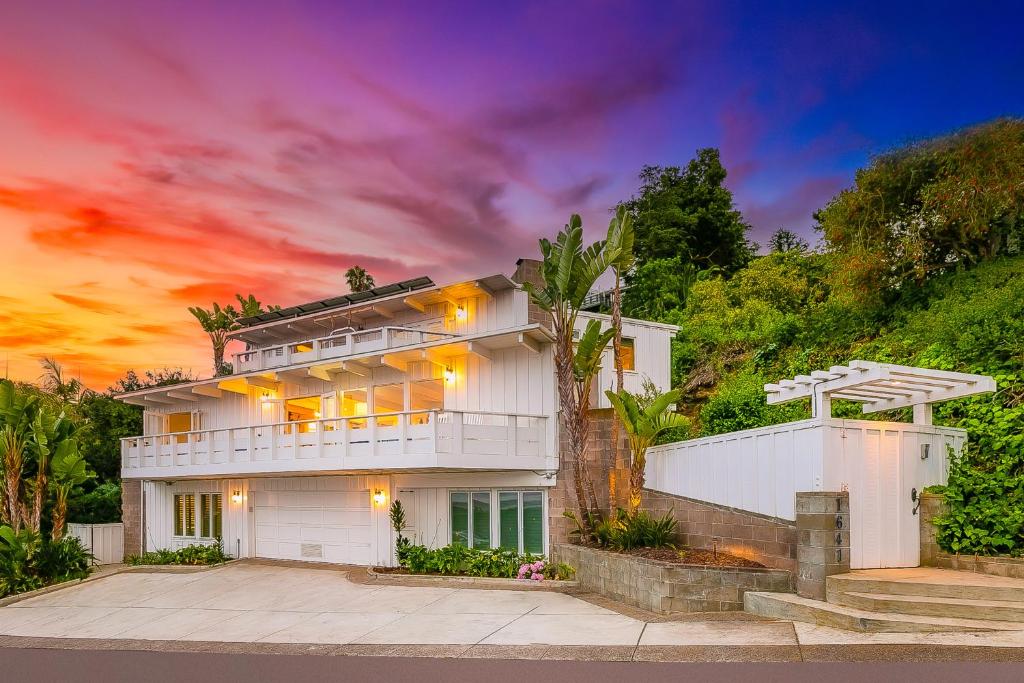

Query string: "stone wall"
[[920, 491, 1024, 579], [639, 489, 797, 573], [121, 479, 143, 559], [554, 543, 791, 613], [794, 491, 850, 600]]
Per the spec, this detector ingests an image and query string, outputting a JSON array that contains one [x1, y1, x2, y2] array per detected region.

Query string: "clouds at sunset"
[[0, 0, 1021, 388]]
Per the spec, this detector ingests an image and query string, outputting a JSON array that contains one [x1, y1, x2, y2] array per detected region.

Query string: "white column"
[[913, 403, 933, 425]]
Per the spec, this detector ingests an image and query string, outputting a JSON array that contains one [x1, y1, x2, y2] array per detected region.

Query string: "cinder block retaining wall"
[[553, 543, 792, 613], [639, 489, 798, 572], [794, 491, 850, 600], [920, 492, 1024, 580]]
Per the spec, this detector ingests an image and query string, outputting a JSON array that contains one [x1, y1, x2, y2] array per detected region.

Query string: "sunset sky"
[[1, 1, 1022, 389]]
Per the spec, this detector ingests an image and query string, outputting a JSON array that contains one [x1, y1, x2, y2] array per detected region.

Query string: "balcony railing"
[[232, 325, 456, 373], [121, 410, 550, 477]]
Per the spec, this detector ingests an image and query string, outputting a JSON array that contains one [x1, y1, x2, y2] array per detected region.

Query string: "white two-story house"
[[117, 259, 677, 566]]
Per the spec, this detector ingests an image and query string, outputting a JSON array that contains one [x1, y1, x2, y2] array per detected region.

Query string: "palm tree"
[[188, 302, 240, 376], [39, 357, 85, 407], [605, 206, 635, 508], [522, 215, 621, 529], [605, 387, 688, 513], [345, 266, 375, 293]]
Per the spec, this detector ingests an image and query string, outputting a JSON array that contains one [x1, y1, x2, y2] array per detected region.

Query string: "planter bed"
[[367, 567, 578, 591], [553, 543, 792, 614], [625, 547, 766, 568]]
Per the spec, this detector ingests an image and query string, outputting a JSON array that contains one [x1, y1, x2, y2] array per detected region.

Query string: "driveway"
[[2, 564, 1024, 651]]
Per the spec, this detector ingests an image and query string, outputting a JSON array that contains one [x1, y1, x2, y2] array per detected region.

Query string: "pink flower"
[[531, 572, 543, 581]]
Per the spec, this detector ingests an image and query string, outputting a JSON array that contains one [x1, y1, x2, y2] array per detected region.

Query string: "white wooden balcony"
[[232, 326, 457, 374], [121, 410, 551, 479]]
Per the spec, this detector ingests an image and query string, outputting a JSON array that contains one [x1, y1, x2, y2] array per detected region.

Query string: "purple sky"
[[1, 0, 1022, 385]]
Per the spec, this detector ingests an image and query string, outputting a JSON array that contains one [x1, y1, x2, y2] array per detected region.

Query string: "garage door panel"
[[254, 486, 372, 565]]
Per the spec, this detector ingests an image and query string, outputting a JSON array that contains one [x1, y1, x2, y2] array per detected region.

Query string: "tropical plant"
[[39, 357, 85, 408], [345, 265, 375, 293], [389, 499, 411, 562], [187, 302, 240, 377], [0, 526, 91, 598], [235, 293, 280, 318], [605, 206, 635, 508], [396, 543, 571, 579], [67, 482, 121, 525], [49, 439, 94, 540], [522, 214, 620, 529], [605, 388, 689, 512]]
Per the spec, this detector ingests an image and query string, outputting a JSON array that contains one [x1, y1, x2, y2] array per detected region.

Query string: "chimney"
[[512, 258, 550, 327]]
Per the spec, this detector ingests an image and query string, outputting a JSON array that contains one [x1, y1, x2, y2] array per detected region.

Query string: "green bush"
[[396, 544, 572, 580], [0, 527, 93, 598], [125, 542, 231, 566], [67, 482, 122, 525], [571, 509, 678, 551]]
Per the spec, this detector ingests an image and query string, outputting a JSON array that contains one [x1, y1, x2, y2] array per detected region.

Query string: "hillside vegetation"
[[617, 118, 1024, 555]]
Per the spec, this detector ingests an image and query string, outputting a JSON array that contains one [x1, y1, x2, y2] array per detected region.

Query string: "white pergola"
[[764, 360, 996, 424]]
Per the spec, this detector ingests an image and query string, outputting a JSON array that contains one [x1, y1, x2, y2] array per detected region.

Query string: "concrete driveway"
[[2, 564, 1024, 652]]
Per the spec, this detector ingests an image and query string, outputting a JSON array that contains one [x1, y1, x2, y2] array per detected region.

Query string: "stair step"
[[744, 591, 1024, 633], [831, 590, 1024, 622], [827, 570, 1024, 603]]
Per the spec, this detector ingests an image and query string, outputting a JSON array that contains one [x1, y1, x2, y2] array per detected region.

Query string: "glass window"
[[450, 491, 469, 546], [200, 494, 222, 539], [174, 494, 195, 537], [499, 492, 519, 550], [373, 383, 403, 427], [410, 378, 443, 425], [621, 338, 635, 372], [284, 396, 320, 433], [472, 492, 490, 550], [341, 388, 368, 429], [522, 491, 544, 554]]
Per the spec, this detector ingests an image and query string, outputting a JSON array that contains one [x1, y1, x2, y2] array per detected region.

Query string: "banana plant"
[[187, 302, 240, 376], [49, 438, 93, 540], [605, 388, 689, 513], [522, 215, 621, 527]]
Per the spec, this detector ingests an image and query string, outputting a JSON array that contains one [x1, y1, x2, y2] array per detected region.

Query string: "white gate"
[[67, 523, 125, 565]]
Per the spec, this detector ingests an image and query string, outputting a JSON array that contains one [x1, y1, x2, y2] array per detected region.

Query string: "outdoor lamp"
[[372, 489, 387, 506], [231, 490, 243, 504], [455, 305, 468, 321], [444, 367, 456, 384]]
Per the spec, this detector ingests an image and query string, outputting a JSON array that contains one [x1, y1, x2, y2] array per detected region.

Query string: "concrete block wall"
[[554, 543, 791, 613], [640, 489, 797, 572], [121, 479, 143, 559], [920, 491, 1024, 580], [795, 491, 850, 600]]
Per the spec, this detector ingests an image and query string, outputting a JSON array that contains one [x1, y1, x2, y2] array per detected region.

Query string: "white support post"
[[813, 393, 832, 419], [913, 403, 933, 425], [452, 411, 465, 456]]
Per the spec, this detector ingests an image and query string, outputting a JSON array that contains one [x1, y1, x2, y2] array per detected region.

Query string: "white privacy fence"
[[67, 523, 125, 565], [645, 418, 966, 568]]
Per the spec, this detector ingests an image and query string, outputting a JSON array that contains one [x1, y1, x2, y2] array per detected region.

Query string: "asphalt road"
[[5, 647, 1024, 683]]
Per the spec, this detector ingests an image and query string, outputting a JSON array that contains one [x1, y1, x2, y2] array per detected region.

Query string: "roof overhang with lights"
[[765, 360, 996, 416]]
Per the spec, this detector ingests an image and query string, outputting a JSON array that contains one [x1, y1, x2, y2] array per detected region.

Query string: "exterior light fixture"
[[372, 489, 387, 507], [444, 367, 456, 384], [231, 490, 243, 504], [455, 305, 468, 321]]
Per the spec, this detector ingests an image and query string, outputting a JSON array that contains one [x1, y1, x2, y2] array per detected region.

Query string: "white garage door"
[[254, 488, 372, 564]]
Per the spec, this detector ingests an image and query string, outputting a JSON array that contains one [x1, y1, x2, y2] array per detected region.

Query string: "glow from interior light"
[[455, 305, 467, 321], [444, 367, 456, 384]]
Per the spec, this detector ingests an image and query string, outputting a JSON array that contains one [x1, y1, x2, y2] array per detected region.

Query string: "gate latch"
[[911, 487, 920, 515]]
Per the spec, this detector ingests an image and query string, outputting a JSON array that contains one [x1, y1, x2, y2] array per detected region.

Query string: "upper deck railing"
[[231, 325, 457, 373]]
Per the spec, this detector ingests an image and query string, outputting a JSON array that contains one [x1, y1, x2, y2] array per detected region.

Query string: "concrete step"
[[744, 591, 1024, 633], [827, 569, 1024, 603], [832, 590, 1024, 623]]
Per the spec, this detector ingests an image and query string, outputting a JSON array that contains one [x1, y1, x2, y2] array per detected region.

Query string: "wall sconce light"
[[372, 489, 387, 507], [231, 490, 243, 504], [259, 393, 272, 402], [454, 305, 467, 321], [443, 367, 456, 384]]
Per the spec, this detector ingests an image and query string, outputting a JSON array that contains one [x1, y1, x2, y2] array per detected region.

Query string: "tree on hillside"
[[109, 369, 197, 394], [619, 149, 754, 272], [816, 118, 1024, 300], [345, 266, 375, 293], [768, 228, 809, 253]]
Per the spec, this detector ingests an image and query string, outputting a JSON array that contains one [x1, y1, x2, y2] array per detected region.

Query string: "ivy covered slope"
[[617, 118, 1024, 556]]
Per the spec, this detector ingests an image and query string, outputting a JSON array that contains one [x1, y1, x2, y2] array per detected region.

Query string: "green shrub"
[[0, 527, 94, 598], [125, 542, 230, 566], [396, 543, 570, 579], [67, 482, 122, 525], [568, 509, 678, 550]]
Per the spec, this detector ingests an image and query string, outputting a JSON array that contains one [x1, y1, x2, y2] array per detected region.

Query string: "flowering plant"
[[517, 560, 546, 581]]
